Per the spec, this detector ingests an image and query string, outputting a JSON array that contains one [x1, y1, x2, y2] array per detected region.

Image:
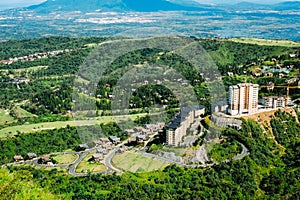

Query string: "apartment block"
[[228, 83, 259, 115], [166, 106, 205, 146], [262, 96, 291, 109]]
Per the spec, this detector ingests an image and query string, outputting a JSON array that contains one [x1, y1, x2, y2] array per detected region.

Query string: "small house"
[[78, 144, 89, 151], [13, 155, 24, 162], [118, 146, 128, 153], [109, 136, 121, 144], [92, 153, 104, 162], [93, 140, 102, 146], [96, 147, 108, 155], [39, 155, 51, 164], [136, 135, 147, 142], [100, 138, 110, 143], [27, 153, 37, 159]]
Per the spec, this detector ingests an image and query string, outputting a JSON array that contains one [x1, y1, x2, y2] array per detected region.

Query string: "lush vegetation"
[[0, 126, 80, 165], [1, 36, 298, 118], [0, 122, 127, 165], [0, 36, 300, 199], [1, 110, 298, 199], [208, 139, 242, 162]]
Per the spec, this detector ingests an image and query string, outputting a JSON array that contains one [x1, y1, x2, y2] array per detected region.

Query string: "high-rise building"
[[228, 83, 259, 115]]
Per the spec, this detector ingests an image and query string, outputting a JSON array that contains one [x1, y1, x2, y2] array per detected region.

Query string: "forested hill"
[[0, 36, 299, 116]]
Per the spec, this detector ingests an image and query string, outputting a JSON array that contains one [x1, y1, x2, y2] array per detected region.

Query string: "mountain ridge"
[[28, 0, 212, 13]]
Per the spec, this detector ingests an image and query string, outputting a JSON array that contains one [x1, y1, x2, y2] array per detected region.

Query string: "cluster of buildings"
[[227, 83, 293, 116], [0, 49, 72, 65], [261, 96, 291, 109], [126, 123, 165, 145], [13, 152, 37, 162], [166, 106, 205, 146], [91, 137, 118, 162], [13, 153, 54, 166]]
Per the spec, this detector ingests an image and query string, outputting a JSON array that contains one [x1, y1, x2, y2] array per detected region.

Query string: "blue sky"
[[0, 0, 298, 9]]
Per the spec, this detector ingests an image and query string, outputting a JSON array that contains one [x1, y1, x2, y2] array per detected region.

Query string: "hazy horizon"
[[0, 0, 299, 10]]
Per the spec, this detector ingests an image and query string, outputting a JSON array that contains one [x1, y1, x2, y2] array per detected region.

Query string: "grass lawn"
[[228, 38, 300, 47], [0, 114, 146, 139], [0, 66, 48, 74], [76, 151, 106, 173], [161, 146, 187, 157], [14, 66, 48, 73], [112, 151, 168, 173], [0, 109, 15, 124], [51, 154, 78, 164]]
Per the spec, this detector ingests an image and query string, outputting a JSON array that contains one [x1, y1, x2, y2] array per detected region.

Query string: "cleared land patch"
[[0, 109, 15, 124], [51, 154, 78, 164], [76, 151, 106, 173], [112, 151, 168, 173], [0, 114, 146, 138], [228, 38, 300, 47], [12, 106, 36, 118]]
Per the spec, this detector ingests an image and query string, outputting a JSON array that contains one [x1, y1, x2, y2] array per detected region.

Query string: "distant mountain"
[[272, 1, 300, 10], [231, 2, 268, 10], [229, 1, 300, 11], [28, 0, 211, 13]]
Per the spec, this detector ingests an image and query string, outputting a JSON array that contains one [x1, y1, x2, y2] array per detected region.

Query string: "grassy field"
[[76, 151, 106, 173], [13, 106, 36, 118], [228, 38, 300, 47], [51, 154, 78, 164], [15, 66, 48, 73], [0, 114, 146, 139], [112, 151, 168, 173], [0, 109, 15, 124], [161, 146, 187, 157]]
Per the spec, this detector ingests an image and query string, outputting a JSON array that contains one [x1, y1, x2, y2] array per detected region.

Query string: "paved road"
[[233, 142, 249, 161], [104, 147, 123, 174], [68, 151, 90, 176]]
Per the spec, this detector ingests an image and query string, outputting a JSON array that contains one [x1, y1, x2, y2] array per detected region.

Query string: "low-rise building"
[[166, 106, 205, 146], [78, 144, 89, 151], [118, 146, 128, 153], [96, 147, 108, 155], [262, 96, 291, 109], [92, 153, 104, 162], [39, 155, 51, 164], [27, 153, 37, 159], [13, 155, 24, 162], [211, 101, 228, 113], [109, 136, 121, 144], [136, 135, 147, 143]]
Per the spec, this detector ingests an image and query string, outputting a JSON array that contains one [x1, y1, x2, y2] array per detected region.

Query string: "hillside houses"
[[0, 49, 72, 65]]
